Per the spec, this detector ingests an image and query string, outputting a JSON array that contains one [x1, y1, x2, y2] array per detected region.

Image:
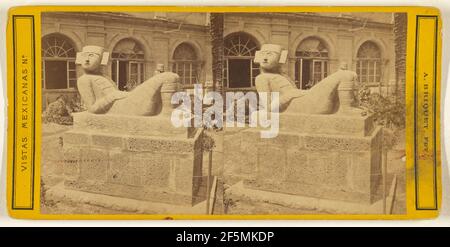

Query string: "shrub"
[[42, 94, 85, 125], [357, 85, 405, 129]]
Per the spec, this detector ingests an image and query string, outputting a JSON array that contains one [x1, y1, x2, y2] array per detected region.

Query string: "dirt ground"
[[40, 123, 406, 215]]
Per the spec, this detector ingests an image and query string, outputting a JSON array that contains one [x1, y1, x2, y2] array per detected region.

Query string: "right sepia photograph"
[[39, 11, 406, 215]]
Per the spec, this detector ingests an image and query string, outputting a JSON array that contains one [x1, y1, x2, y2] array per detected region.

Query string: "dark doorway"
[[297, 59, 328, 90], [301, 59, 312, 89], [118, 61, 128, 91], [44, 61, 67, 89], [228, 59, 251, 88]]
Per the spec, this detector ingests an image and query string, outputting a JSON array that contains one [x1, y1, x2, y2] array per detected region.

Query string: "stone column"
[[86, 18, 106, 47], [153, 37, 169, 70], [336, 35, 353, 72], [288, 57, 297, 87], [204, 42, 214, 83]]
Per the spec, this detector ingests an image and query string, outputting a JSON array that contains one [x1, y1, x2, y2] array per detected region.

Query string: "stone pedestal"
[[223, 113, 382, 205], [63, 112, 204, 206]]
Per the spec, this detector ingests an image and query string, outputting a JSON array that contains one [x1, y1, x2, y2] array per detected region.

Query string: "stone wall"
[[41, 12, 211, 87], [224, 13, 396, 84], [41, 12, 396, 92]]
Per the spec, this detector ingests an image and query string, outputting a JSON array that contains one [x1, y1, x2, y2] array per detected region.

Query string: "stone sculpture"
[[222, 44, 382, 213], [76, 45, 179, 116], [62, 46, 204, 209], [254, 44, 359, 114]]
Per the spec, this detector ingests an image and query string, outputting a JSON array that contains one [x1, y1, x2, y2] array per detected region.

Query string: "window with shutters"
[[42, 33, 77, 90]]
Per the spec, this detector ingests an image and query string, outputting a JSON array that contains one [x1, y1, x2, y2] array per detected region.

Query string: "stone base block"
[[63, 119, 204, 206], [223, 112, 383, 205], [240, 127, 382, 204]]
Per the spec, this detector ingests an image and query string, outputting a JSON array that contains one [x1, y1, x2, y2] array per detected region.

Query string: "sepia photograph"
[[39, 11, 407, 215]]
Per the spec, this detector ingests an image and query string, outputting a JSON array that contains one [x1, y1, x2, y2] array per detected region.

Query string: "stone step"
[[225, 181, 388, 215], [238, 126, 382, 152], [279, 112, 375, 137], [72, 112, 195, 138]]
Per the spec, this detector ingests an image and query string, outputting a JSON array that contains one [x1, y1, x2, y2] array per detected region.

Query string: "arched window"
[[172, 43, 199, 85], [111, 38, 145, 91], [356, 41, 382, 84], [42, 33, 77, 90], [295, 37, 329, 89], [223, 32, 259, 89]]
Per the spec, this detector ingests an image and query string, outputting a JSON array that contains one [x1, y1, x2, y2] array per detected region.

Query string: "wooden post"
[[382, 147, 388, 214], [206, 149, 213, 214]]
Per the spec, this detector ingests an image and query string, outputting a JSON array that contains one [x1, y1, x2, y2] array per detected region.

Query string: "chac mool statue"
[[254, 44, 359, 114], [76, 45, 180, 116]]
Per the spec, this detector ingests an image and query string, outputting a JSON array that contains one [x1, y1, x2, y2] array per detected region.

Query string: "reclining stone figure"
[[76, 45, 179, 116], [254, 44, 359, 114]]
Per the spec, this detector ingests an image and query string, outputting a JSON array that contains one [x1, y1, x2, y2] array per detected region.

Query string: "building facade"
[[41, 12, 397, 108]]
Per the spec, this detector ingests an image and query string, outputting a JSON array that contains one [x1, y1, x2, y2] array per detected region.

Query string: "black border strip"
[[11, 15, 36, 210], [414, 15, 438, 210]]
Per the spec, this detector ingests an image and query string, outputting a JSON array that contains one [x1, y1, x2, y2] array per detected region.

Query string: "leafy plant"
[[67, 93, 86, 113], [202, 131, 216, 152], [357, 85, 405, 129], [43, 93, 85, 125]]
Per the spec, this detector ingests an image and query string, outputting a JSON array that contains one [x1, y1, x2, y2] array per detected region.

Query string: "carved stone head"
[[76, 46, 110, 73], [254, 44, 288, 72]]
